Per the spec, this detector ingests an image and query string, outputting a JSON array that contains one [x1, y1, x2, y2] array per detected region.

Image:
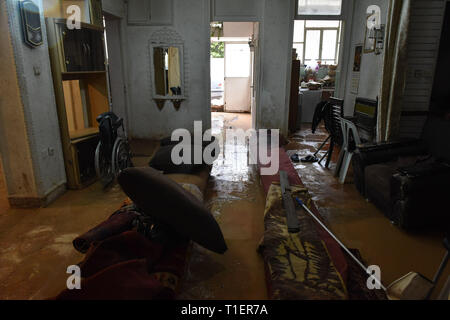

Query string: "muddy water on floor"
[[288, 125, 449, 299], [179, 113, 267, 300]]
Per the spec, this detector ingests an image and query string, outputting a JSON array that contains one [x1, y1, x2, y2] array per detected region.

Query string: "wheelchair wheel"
[[95, 142, 113, 184], [112, 138, 131, 175]]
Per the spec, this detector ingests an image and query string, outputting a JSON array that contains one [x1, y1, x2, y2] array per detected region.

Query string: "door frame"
[[209, 22, 261, 129], [103, 11, 131, 136]]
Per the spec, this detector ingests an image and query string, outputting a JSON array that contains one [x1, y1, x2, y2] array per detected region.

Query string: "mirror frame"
[[149, 28, 186, 108]]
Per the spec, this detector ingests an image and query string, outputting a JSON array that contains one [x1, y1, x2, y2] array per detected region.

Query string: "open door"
[[224, 43, 251, 112]]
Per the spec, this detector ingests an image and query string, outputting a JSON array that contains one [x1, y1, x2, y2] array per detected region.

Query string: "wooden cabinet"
[[48, 19, 106, 73], [46, 18, 110, 189], [62, 27, 106, 72]]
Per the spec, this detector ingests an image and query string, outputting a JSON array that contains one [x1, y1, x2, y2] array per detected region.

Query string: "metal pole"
[[295, 197, 387, 292]]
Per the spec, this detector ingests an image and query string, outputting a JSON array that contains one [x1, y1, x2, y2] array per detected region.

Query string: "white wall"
[[342, 0, 388, 116], [125, 0, 211, 139], [257, 0, 295, 134], [123, 0, 296, 138], [211, 0, 262, 21], [102, 0, 125, 17], [1, 0, 66, 202]]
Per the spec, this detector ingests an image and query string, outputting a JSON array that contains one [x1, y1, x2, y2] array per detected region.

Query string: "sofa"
[[352, 116, 450, 232]]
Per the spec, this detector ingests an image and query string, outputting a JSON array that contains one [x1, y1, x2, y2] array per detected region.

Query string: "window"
[[297, 0, 342, 16], [293, 20, 341, 67]]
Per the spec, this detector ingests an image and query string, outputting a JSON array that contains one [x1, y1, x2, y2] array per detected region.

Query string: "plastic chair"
[[334, 118, 361, 184]]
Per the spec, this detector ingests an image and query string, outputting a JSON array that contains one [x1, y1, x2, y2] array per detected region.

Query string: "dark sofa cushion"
[[149, 137, 217, 174], [149, 144, 202, 174], [364, 161, 398, 215], [117, 167, 227, 254]]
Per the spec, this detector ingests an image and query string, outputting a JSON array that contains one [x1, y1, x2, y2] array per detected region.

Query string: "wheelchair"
[[94, 112, 132, 186]]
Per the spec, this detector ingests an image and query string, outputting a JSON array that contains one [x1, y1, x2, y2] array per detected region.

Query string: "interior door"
[[224, 43, 251, 112]]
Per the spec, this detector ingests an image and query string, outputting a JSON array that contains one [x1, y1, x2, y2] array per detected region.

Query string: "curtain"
[[168, 47, 181, 95], [377, 0, 411, 142]]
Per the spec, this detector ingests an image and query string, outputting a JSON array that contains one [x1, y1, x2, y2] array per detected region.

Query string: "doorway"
[[210, 22, 259, 131], [103, 13, 128, 131]]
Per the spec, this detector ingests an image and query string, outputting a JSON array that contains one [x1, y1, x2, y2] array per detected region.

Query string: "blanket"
[[56, 230, 188, 300], [259, 184, 348, 300], [56, 183, 204, 300]]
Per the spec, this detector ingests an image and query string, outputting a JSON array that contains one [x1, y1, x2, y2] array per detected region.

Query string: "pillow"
[[148, 144, 201, 174], [149, 136, 217, 174], [117, 167, 227, 254]]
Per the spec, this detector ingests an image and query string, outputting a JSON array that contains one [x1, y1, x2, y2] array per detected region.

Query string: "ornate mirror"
[[150, 29, 186, 110]]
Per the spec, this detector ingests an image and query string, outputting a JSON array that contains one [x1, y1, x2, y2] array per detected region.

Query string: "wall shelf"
[[46, 16, 109, 189]]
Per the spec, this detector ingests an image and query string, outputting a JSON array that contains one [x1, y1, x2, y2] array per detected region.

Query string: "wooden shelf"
[[69, 127, 99, 141], [46, 16, 109, 189], [62, 71, 106, 80], [53, 18, 104, 31]]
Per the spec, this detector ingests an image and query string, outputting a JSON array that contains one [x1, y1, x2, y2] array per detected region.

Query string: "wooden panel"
[[46, 17, 109, 189], [400, 0, 445, 138], [86, 76, 109, 127], [66, 80, 87, 131]]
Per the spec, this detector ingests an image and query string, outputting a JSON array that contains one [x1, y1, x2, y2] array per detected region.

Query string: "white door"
[[224, 43, 251, 112]]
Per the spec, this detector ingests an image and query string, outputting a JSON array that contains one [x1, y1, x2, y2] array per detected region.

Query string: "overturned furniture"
[[55, 143, 225, 299]]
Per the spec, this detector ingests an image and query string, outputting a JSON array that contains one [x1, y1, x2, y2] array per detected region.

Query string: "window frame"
[[293, 20, 341, 66], [295, 0, 344, 20]]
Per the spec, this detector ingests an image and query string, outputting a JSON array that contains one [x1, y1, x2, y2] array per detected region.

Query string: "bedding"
[[258, 146, 386, 300], [55, 165, 216, 300]]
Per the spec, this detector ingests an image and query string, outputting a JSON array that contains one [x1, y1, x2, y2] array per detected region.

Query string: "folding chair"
[[334, 118, 361, 184]]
